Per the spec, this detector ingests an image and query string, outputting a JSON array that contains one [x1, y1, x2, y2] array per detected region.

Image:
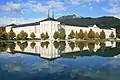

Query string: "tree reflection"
[[53, 41, 59, 49], [17, 41, 28, 51], [59, 41, 66, 52], [111, 41, 113, 44], [30, 42, 36, 49], [77, 42, 85, 52], [95, 40, 99, 45], [45, 41, 49, 48], [41, 42, 44, 48], [88, 42, 95, 52], [0, 42, 8, 52], [68, 41, 75, 50], [40, 41, 49, 48], [99, 42, 105, 51], [8, 42, 16, 52]]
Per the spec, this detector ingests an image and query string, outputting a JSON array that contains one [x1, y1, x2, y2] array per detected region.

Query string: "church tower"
[[48, 9, 50, 18], [52, 12, 54, 19]]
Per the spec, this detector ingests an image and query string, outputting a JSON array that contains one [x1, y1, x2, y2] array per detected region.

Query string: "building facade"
[[6, 16, 116, 39]]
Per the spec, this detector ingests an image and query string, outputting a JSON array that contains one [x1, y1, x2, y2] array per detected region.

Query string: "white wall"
[[6, 21, 116, 39]]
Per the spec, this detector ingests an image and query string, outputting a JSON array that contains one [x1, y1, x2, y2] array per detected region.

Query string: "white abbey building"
[[6, 13, 116, 39]]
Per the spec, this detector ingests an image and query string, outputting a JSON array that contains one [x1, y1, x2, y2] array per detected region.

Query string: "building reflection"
[[4, 40, 119, 60]]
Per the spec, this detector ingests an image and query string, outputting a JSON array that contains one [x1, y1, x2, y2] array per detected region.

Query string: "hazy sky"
[[0, 0, 120, 25]]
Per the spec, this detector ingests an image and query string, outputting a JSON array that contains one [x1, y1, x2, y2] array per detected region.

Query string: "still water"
[[0, 41, 120, 80]]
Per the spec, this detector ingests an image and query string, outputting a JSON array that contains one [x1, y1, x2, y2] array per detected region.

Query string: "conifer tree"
[[109, 32, 114, 38], [95, 32, 99, 39], [99, 30, 106, 39], [45, 32, 49, 39], [75, 31, 79, 39], [30, 32, 36, 40], [8, 28, 16, 40], [84, 31, 88, 40], [88, 29, 95, 39], [68, 30, 75, 39], [79, 29, 84, 39]]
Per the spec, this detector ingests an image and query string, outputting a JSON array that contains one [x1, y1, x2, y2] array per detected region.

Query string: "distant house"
[[6, 12, 116, 39]]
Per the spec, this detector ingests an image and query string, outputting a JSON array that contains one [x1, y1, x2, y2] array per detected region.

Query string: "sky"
[[0, 0, 120, 26]]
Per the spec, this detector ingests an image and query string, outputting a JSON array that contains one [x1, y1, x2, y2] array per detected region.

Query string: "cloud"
[[65, 0, 105, 5], [102, 0, 120, 13], [0, 1, 67, 14], [0, 17, 45, 26], [0, 1, 67, 25], [0, 2, 22, 14], [65, 0, 120, 13], [47, 1, 67, 11], [102, 7, 120, 13]]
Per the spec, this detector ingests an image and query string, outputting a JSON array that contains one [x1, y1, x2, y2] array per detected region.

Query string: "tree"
[[45, 32, 49, 40], [0, 27, 5, 39], [84, 31, 88, 40], [44, 41, 49, 48], [79, 29, 84, 39], [109, 32, 114, 38], [40, 33, 45, 40], [30, 32, 36, 39], [75, 31, 79, 39], [95, 32, 100, 39], [59, 41, 66, 52], [117, 31, 120, 38], [99, 30, 106, 39], [59, 31, 66, 39], [30, 42, 36, 49], [2, 31, 8, 40], [53, 41, 59, 49], [99, 42, 105, 51], [8, 42, 16, 52], [8, 28, 16, 40], [53, 31, 59, 39], [17, 30, 28, 40], [77, 42, 85, 51], [68, 42, 75, 50], [88, 29, 95, 39], [68, 30, 75, 39], [88, 42, 95, 52]]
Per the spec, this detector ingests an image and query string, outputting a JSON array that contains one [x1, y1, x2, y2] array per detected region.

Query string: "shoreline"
[[0, 39, 119, 42]]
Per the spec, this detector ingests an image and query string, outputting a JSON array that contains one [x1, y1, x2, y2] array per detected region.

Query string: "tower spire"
[[48, 9, 50, 18], [52, 12, 54, 19]]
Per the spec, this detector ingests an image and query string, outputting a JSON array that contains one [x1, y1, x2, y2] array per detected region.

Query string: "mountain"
[[57, 15, 120, 29], [113, 15, 120, 19], [58, 14, 82, 20]]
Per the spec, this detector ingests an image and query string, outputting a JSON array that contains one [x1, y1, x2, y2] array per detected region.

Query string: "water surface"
[[0, 41, 120, 80]]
